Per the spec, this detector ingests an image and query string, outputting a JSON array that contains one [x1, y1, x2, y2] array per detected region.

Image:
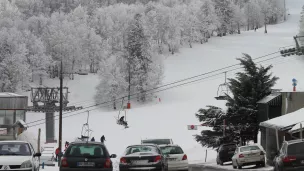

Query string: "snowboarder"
[[55, 147, 60, 161], [91, 137, 95, 141], [100, 135, 106, 143]]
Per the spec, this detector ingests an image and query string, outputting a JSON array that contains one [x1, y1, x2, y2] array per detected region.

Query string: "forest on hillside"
[[0, 0, 285, 105]]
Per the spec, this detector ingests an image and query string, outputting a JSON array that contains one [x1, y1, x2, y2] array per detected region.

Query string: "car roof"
[[127, 144, 159, 148], [158, 144, 180, 147], [285, 139, 304, 145], [0, 141, 28, 143], [70, 141, 105, 145]]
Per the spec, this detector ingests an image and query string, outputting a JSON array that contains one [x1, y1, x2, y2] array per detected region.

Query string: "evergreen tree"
[[126, 13, 162, 102], [195, 54, 279, 148]]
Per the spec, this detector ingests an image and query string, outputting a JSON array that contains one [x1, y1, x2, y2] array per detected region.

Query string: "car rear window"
[[240, 146, 260, 152], [287, 142, 304, 155], [160, 146, 184, 154], [125, 145, 159, 155], [0, 143, 31, 156], [65, 144, 108, 158], [142, 139, 171, 145]]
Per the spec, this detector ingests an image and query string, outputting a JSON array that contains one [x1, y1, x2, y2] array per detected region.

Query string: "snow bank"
[[17, 131, 39, 152], [189, 163, 274, 171]]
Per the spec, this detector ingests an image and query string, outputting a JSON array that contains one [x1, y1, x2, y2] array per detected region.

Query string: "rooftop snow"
[[260, 108, 304, 130], [0, 92, 26, 97]]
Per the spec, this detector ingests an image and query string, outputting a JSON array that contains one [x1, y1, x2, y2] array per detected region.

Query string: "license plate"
[[77, 162, 95, 167], [168, 158, 176, 161], [132, 160, 148, 165]]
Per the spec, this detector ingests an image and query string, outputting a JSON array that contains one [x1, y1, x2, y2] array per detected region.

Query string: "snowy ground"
[[23, 0, 304, 170]]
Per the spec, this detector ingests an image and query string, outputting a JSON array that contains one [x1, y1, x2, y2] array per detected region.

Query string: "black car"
[[274, 139, 304, 171], [216, 143, 237, 165], [60, 141, 117, 171], [119, 144, 168, 171]]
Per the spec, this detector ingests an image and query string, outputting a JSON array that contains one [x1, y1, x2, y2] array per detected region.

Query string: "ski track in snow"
[[24, 0, 304, 170]]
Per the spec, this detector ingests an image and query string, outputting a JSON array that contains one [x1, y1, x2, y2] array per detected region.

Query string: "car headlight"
[[21, 160, 32, 168]]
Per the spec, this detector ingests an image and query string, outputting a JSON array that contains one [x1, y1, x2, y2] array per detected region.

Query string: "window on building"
[[4, 110, 14, 125], [16, 110, 25, 121], [0, 110, 5, 125]]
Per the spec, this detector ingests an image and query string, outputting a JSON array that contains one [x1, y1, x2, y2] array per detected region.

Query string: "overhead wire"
[[26, 52, 299, 128]]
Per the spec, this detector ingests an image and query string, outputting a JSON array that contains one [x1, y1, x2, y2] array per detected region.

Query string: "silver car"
[[231, 144, 266, 169]]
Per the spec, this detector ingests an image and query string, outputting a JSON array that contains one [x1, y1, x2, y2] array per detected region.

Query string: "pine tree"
[[195, 54, 279, 148], [126, 13, 153, 102]]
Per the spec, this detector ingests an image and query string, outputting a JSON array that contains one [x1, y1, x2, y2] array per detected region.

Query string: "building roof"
[[257, 93, 281, 105], [0, 92, 27, 98], [260, 107, 304, 130]]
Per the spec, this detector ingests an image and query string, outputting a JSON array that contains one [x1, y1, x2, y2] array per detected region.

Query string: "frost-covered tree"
[[195, 54, 279, 147], [126, 13, 163, 102]]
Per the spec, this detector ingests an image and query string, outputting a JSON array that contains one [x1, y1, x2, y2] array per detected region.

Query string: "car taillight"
[[120, 157, 127, 164], [104, 158, 111, 168], [182, 154, 187, 160], [283, 156, 296, 162], [154, 155, 161, 162], [260, 151, 265, 155], [61, 157, 68, 167], [239, 154, 244, 158]]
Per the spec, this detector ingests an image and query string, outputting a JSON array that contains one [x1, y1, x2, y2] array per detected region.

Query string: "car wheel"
[[236, 161, 242, 169], [219, 159, 224, 165], [232, 160, 236, 169], [261, 161, 265, 167]]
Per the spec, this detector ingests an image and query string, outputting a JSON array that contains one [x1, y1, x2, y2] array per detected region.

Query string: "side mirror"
[[110, 154, 117, 158], [33, 153, 41, 157]]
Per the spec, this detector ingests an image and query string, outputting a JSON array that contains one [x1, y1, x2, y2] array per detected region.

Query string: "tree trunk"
[[264, 23, 267, 34], [237, 23, 241, 34]]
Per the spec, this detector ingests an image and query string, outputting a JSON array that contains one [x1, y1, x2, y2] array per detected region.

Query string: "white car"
[[0, 141, 41, 171], [159, 144, 188, 171], [232, 144, 266, 169]]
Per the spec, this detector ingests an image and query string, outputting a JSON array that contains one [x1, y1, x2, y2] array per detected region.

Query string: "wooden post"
[[300, 123, 303, 140], [275, 129, 280, 151], [205, 149, 208, 162], [38, 128, 41, 153]]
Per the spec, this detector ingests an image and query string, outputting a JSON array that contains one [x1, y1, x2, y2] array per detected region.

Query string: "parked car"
[[141, 138, 173, 145], [231, 144, 266, 169], [216, 143, 237, 165], [60, 141, 117, 171], [0, 140, 41, 171], [119, 144, 168, 171], [159, 144, 188, 171], [274, 139, 304, 171]]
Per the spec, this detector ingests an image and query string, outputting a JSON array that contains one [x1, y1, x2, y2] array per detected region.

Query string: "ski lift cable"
[[27, 54, 296, 128], [26, 51, 295, 127], [29, 53, 294, 127], [27, 53, 295, 128]]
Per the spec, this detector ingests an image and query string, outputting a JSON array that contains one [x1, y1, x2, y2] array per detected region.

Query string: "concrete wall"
[[281, 92, 304, 115]]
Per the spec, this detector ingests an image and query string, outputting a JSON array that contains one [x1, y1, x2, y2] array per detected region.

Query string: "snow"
[[23, 0, 304, 169], [260, 107, 304, 130]]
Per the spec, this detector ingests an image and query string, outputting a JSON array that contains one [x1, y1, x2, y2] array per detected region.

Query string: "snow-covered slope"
[[24, 0, 304, 165]]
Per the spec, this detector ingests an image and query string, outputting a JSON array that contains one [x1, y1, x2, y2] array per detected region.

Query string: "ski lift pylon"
[[215, 72, 229, 100]]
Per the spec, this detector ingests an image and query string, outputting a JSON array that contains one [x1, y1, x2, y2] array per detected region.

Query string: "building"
[[258, 91, 304, 165], [0, 92, 28, 140]]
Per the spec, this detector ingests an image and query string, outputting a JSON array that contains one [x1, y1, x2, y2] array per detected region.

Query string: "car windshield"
[[160, 146, 184, 154], [288, 142, 304, 155], [125, 145, 159, 155], [65, 144, 108, 158], [240, 145, 260, 152], [142, 139, 171, 145], [0, 142, 31, 156], [222, 144, 236, 150]]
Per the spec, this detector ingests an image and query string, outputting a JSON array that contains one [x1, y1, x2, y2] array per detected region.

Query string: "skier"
[[100, 135, 106, 143], [119, 116, 124, 123], [91, 137, 95, 141], [55, 147, 60, 161]]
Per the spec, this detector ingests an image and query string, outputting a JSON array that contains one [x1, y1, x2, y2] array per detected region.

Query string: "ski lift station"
[[0, 92, 28, 140]]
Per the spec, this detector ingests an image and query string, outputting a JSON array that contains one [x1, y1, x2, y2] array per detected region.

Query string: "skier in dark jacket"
[[119, 116, 124, 123], [100, 135, 106, 143], [91, 137, 95, 141]]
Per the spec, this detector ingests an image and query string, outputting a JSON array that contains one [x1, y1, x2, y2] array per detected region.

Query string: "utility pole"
[[284, 0, 286, 21], [58, 59, 63, 166]]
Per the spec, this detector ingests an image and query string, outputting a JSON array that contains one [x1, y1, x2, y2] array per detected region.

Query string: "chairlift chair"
[[215, 72, 230, 100], [115, 98, 129, 129]]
